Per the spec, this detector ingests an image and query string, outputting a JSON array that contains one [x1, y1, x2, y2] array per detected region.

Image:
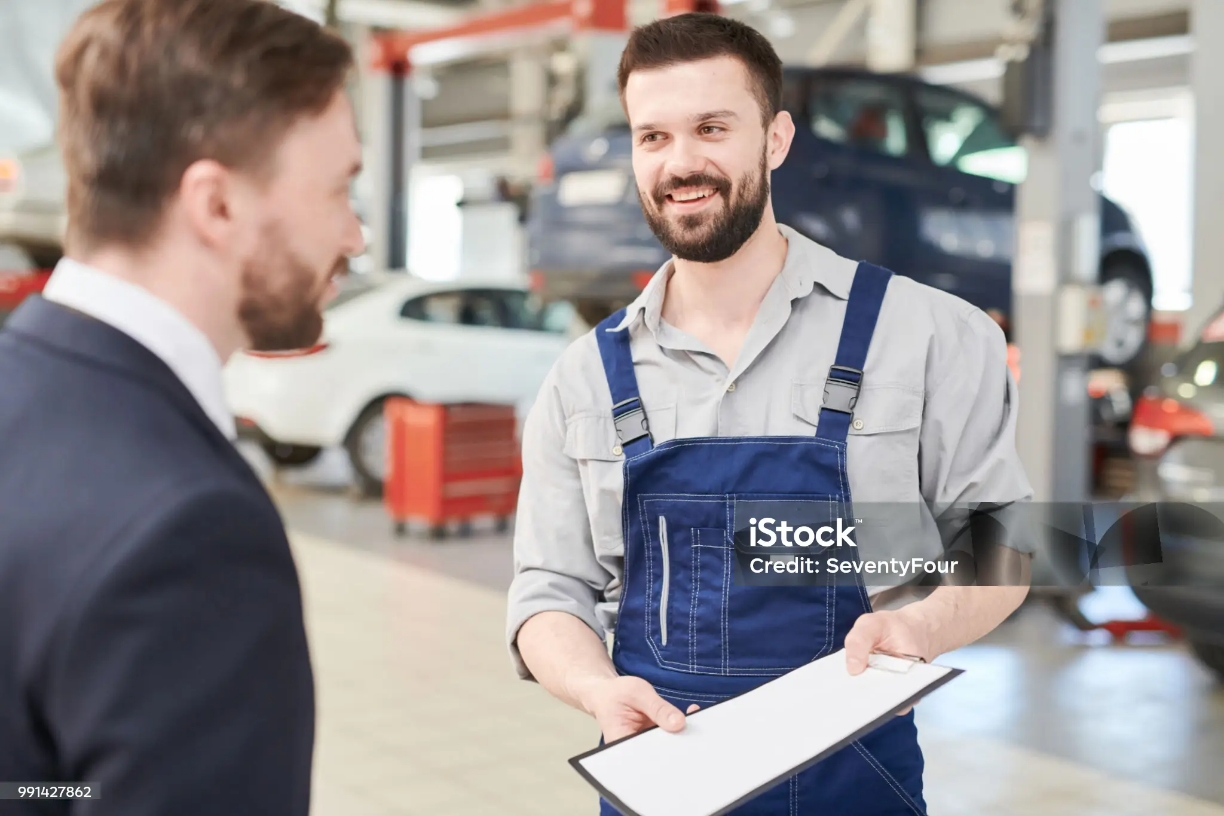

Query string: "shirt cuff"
[[506, 569, 607, 681]]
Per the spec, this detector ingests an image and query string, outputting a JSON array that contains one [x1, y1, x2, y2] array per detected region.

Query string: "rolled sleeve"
[[920, 307, 1034, 550], [506, 365, 612, 680]]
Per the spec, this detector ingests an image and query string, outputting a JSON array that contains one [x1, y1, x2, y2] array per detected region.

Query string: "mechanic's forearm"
[[517, 611, 618, 714], [897, 584, 1029, 661]]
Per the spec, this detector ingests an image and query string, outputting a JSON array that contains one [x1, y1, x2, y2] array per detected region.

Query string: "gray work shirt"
[[507, 225, 1032, 679]]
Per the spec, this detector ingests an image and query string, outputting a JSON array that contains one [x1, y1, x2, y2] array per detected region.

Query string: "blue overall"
[[594, 263, 926, 816]]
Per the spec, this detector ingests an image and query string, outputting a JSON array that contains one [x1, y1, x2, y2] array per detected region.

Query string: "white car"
[[223, 274, 576, 495]]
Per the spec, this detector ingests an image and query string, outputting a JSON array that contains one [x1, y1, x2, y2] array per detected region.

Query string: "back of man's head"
[[55, 0, 353, 256]]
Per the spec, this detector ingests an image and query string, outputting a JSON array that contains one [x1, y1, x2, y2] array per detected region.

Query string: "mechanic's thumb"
[[633, 684, 686, 733], [844, 614, 885, 676]]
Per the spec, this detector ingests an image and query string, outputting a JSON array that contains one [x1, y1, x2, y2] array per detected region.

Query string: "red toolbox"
[[383, 399, 521, 537]]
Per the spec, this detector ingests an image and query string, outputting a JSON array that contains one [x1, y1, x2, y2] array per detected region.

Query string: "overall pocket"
[[638, 496, 721, 671], [638, 493, 843, 676]]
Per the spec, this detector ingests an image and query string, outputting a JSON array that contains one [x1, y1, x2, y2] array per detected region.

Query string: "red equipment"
[[0, 270, 52, 315], [383, 399, 522, 538]]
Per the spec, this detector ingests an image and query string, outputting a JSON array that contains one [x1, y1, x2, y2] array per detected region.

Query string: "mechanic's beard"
[[238, 230, 344, 352], [643, 152, 770, 264]]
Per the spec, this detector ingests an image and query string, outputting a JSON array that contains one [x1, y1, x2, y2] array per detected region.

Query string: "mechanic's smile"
[[666, 188, 720, 216], [669, 187, 716, 202]]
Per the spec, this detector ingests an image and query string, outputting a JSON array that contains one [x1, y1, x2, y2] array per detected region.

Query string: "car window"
[[401, 292, 464, 324], [495, 290, 539, 330], [495, 289, 575, 333], [781, 72, 807, 116], [458, 291, 506, 328], [808, 77, 908, 158], [915, 87, 1028, 184]]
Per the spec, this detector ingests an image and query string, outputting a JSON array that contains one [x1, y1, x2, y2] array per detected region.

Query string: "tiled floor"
[[295, 530, 597, 816], [254, 444, 1224, 814], [290, 527, 1224, 816]]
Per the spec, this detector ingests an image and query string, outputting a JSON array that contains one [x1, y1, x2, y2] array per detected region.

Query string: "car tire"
[[260, 441, 323, 467], [1190, 639, 1224, 683], [1095, 256, 1152, 369], [346, 398, 392, 498]]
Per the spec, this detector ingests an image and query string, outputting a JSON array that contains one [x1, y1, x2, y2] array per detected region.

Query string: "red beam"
[[373, 0, 576, 70], [663, 0, 720, 15]]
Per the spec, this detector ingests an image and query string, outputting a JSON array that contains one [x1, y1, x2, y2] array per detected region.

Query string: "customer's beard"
[[238, 226, 345, 352], [643, 151, 770, 264]]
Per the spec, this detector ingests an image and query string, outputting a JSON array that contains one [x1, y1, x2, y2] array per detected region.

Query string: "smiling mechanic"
[[508, 13, 1032, 815]]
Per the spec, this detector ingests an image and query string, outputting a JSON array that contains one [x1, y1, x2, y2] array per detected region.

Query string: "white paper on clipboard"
[[570, 649, 962, 816]]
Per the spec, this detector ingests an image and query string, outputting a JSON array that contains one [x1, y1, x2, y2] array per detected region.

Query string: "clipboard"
[[569, 649, 962, 816]]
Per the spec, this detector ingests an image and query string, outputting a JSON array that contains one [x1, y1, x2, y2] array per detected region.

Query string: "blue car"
[[528, 67, 1152, 366]]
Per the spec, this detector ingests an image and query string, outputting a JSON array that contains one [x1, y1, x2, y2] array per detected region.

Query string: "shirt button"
[[726, 381, 737, 392], [612, 444, 623, 456], [852, 419, 864, 431]]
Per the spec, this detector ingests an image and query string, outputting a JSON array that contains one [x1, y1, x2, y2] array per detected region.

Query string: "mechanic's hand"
[[578, 675, 700, 743], [843, 611, 936, 714]]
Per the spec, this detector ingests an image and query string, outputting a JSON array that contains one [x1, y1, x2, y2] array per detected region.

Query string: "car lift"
[[365, 0, 717, 270]]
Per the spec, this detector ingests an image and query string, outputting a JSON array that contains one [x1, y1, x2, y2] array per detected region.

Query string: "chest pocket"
[[563, 405, 678, 556], [792, 382, 924, 502]]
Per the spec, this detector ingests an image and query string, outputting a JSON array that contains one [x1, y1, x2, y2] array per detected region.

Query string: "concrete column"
[[394, 71, 422, 271], [1013, 0, 1104, 502], [1187, 0, 1224, 340], [509, 49, 549, 181], [363, 59, 420, 272], [865, 0, 916, 73], [577, 31, 629, 122], [361, 61, 393, 273]]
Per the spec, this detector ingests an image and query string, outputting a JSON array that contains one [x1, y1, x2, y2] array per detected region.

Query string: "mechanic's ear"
[[767, 110, 796, 171]]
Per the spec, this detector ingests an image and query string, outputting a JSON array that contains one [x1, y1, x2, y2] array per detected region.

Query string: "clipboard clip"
[[866, 651, 927, 674]]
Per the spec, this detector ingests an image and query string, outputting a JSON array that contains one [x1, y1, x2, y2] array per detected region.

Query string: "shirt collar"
[[41, 258, 237, 442], [609, 223, 855, 333]]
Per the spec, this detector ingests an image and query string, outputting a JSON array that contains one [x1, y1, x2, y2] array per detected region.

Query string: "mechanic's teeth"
[[673, 189, 712, 202]]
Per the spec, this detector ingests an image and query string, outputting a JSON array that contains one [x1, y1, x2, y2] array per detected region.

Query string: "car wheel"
[[1096, 257, 1152, 369], [260, 441, 323, 467], [346, 399, 390, 498], [1190, 639, 1224, 683]]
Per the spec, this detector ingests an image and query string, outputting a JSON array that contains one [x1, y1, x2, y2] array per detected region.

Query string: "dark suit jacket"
[[0, 297, 314, 815]]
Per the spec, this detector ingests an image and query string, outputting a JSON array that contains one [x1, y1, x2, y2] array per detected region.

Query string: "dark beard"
[[642, 151, 770, 264], [238, 228, 344, 351]]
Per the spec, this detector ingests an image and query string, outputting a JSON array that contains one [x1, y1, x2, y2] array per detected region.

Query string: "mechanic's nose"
[[663, 136, 707, 180]]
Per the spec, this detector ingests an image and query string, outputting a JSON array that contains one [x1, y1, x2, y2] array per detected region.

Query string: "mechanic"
[[507, 13, 1032, 814]]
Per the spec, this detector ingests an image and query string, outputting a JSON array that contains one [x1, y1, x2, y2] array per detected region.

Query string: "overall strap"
[[594, 310, 653, 457], [816, 262, 893, 443]]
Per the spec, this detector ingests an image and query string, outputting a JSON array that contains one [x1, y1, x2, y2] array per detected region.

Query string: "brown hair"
[[616, 13, 783, 127], [55, 0, 354, 253]]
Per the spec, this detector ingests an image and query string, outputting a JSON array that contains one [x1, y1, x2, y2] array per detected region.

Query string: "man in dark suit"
[[0, 1, 366, 813]]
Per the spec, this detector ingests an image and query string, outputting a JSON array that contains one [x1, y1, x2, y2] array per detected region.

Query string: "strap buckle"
[[612, 397, 651, 446], [822, 365, 863, 415]]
